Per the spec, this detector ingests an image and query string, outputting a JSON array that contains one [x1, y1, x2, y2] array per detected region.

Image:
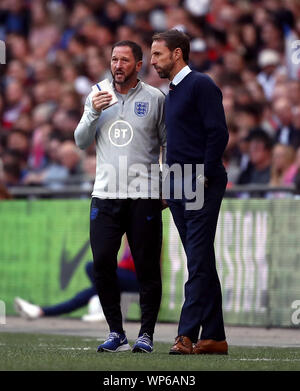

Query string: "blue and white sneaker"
[[97, 332, 131, 352], [132, 333, 153, 353]]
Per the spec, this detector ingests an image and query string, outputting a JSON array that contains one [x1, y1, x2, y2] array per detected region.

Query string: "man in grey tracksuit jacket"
[[74, 40, 166, 353]]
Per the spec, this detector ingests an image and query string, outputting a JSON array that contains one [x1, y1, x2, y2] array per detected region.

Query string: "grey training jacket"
[[74, 80, 166, 199]]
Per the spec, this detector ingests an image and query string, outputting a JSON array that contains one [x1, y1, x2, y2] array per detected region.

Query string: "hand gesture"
[[92, 91, 112, 112]]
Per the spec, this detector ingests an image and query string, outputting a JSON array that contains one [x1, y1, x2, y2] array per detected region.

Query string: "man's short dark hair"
[[152, 29, 190, 63], [111, 40, 143, 62], [245, 127, 273, 151]]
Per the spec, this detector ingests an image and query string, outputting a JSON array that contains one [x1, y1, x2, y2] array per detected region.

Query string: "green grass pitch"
[[1, 332, 300, 371]]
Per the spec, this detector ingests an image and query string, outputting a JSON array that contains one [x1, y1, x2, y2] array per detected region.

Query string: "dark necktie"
[[169, 82, 175, 90]]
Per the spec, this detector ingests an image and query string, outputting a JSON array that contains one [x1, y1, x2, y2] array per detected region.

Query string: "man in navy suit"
[[151, 30, 229, 355]]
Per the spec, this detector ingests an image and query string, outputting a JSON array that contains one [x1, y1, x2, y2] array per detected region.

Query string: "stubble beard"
[[156, 68, 171, 79], [112, 67, 136, 86], [155, 54, 175, 80]]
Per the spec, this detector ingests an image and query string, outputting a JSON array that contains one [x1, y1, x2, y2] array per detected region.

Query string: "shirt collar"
[[113, 79, 142, 96], [172, 65, 192, 86]]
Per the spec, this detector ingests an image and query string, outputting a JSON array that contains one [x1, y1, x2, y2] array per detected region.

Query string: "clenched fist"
[[92, 91, 112, 112]]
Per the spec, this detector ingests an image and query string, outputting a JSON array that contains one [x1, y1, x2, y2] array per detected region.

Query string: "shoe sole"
[[169, 350, 189, 355], [97, 343, 131, 353], [132, 346, 152, 353]]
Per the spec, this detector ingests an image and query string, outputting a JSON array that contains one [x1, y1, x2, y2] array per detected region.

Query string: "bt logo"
[[108, 120, 133, 147]]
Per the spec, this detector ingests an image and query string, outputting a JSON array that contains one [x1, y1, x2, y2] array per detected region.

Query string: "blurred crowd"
[[1, 0, 300, 198]]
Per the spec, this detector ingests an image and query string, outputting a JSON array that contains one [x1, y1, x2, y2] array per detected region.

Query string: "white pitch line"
[[230, 358, 300, 362], [54, 348, 91, 350], [34, 346, 92, 350]]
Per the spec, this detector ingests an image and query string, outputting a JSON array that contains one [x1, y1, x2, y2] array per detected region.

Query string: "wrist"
[[91, 106, 102, 115]]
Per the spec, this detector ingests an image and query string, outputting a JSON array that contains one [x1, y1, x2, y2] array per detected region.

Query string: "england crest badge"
[[134, 101, 149, 117]]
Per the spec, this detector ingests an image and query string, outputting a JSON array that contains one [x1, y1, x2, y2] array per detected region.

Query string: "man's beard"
[[112, 67, 136, 85], [154, 57, 175, 79], [155, 67, 171, 79]]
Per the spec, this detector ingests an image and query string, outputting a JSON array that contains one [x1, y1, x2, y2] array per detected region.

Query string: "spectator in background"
[[237, 128, 273, 185], [58, 1, 93, 50], [32, 82, 50, 105], [234, 104, 262, 138], [260, 6, 286, 50], [5, 33, 30, 65], [269, 143, 296, 186], [189, 38, 211, 73], [2, 81, 31, 130], [0, 146, 28, 185], [273, 97, 300, 149], [239, 20, 261, 68], [223, 51, 245, 82], [28, 123, 53, 171], [288, 80, 300, 106], [59, 87, 82, 111], [257, 49, 282, 101], [23, 137, 65, 189], [32, 60, 56, 84], [81, 153, 96, 189], [67, 34, 88, 66], [6, 129, 29, 159], [86, 53, 111, 84], [0, 0, 30, 38], [13, 113, 33, 137], [98, 0, 127, 34], [31, 104, 56, 133], [292, 105, 300, 135], [28, 1, 60, 60], [6, 59, 29, 86], [58, 140, 83, 182], [47, 78, 64, 105], [51, 109, 81, 141], [61, 63, 92, 97], [2, 161, 21, 187]]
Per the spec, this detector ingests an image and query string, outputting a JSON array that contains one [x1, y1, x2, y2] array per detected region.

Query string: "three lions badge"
[[134, 102, 149, 117]]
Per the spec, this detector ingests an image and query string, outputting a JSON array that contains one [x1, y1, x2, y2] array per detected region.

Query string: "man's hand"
[[197, 174, 208, 188], [204, 177, 208, 188], [92, 91, 112, 112]]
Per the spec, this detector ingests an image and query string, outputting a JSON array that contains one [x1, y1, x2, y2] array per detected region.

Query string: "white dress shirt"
[[171, 65, 192, 86]]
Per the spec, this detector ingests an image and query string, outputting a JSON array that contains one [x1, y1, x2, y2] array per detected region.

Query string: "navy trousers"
[[42, 262, 139, 316], [167, 172, 227, 342]]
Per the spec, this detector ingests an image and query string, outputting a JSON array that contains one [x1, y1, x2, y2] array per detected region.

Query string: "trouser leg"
[[89, 198, 124, 334], [178, 202, 225, 342], [169, 174, 227, 342], [126, 199, 162, 339], [42, 286, 97, 316]]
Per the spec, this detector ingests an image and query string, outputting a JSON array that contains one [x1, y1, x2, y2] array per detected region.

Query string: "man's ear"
[[173, 48, 182, 61], [136, 60, 143, 72]]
